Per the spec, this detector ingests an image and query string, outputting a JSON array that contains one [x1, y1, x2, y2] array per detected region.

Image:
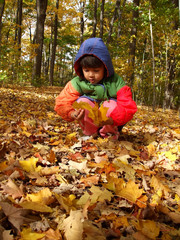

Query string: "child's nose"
[[89, 71, 94, 77]]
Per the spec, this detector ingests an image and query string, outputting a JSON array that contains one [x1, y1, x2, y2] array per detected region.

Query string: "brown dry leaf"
[[48, 149, 56, 163], [68, 160, 90, 174], [1, 178, 24, 199], [158, 204, 180, 224], [39, 166, 60, 175], [2, 230, 14, 240], [83, 220, 106, 240], [44, 228, 62, 240], [0, 202, 31, 231], [80, 175, 99, 187]]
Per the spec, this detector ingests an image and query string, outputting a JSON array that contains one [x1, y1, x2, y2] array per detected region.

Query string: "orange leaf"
[[136, 195, 148, 208], [80, 175, 99, 187]]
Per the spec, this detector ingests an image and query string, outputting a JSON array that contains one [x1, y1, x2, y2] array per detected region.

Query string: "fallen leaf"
[[62, 210, 84, 240], [73, 101, 108, 126], [25, 188, 53, 205], [1, 178, 24, 199], [116, 180, 143, 203], [19, 157, 41, 173], [80, 175, 99, 187], [20, 228, 45, 240], [19, 201, 53, 213], [45, 228, 62, 240], [0, 202, 31, 231]]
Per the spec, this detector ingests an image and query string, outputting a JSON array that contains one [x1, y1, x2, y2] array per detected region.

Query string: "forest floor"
[[0, 86, 180, 240]]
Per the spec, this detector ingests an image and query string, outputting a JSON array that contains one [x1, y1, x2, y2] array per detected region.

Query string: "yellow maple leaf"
[[134, 220, 160, 239], [25, 188, 53, 205], [165, 151, 177, 161], [73, 101, 108, 126], [150, 189, 162, 207], [0, 161, 8, 172], [116, 180, 143, 203], [104, 176, 124, 192], [113, 216, 129, 229], [19, 157, 41, 173], [76, 185, 112, 206], [90, 185, 113, 203], [20, 228, 45, 240], [150, 175, 170, 197], [19, 201, 53, 213]]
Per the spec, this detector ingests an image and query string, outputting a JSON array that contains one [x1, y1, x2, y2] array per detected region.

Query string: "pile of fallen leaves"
[[0, 86, 180, 240]]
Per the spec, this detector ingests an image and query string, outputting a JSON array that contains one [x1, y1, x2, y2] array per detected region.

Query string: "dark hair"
[[79, 55, 104, 68]]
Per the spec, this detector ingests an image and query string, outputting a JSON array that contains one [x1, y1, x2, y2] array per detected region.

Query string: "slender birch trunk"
[[149, 8, 156, 112]]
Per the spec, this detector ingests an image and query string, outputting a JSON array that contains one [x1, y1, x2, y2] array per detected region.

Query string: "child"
[[55, 38, 137, 140]]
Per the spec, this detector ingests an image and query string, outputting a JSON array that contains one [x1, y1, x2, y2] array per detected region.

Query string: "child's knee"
[[77, 97, 95, 107]]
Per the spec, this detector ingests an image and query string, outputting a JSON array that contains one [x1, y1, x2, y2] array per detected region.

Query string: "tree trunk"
[[107, 0, 121, 45], [0, 0, 5, 44], [32, 0, 48, 86], [164, 0, 179, 109], [117, 0, 126, 38], [49, 0, 59, 86], [149, 8, 156, 112], [80, 0, 86, 44], [99, 0, 105, 39], [91, 0, 97, 37], [128, 0, 140, 88], [14, 0, 22, 53]]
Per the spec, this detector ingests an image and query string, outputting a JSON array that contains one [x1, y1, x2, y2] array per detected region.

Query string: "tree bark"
[[117, 0, 126, 38], [80, 0, 86, 44], [128, 0, 140, 88], [164, 0, 179, 109], [49, 0, 59, 86], [91, 0, 97, 37], [32, 0, 48, 85], [99, 0, 105, 39], [107, 0, 121, 45], [0, 0, 5, 44], [14, 0, 22, 52]]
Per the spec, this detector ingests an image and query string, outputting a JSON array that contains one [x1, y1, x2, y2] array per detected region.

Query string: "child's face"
[[82, 65, 105, 84]]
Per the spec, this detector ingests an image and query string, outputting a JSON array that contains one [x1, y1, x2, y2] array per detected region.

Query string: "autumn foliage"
[[0, 87, 180, 239]]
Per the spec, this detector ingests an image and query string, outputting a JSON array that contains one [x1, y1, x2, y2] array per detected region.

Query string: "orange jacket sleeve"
[[54, 81, 81, 121]]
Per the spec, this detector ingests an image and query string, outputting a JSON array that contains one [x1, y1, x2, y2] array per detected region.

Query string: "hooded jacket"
[[55, 38, 137, 126]]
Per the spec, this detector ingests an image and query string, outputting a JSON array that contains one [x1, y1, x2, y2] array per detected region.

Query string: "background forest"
[[0, 0, 179, 110]]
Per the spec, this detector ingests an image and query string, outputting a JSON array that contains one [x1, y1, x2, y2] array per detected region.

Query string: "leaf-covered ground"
[[0, 87, 180, 240]]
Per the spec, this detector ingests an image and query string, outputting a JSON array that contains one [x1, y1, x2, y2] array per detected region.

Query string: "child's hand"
[[71, 109, 85, 121]]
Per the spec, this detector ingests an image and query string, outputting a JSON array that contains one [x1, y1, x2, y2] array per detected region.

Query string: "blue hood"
[[74, 38, 114, 78]]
